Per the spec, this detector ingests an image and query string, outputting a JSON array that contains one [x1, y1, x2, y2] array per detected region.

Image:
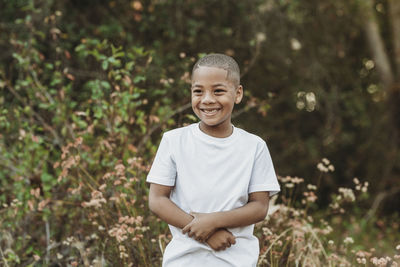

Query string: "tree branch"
[[389, 0, 400, 78], [362, 0, 394, 89], [364, 185, 400, 222]]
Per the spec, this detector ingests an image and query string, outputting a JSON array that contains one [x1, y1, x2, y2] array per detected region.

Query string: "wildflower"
[[279, 176, 291, 183], [290, 38, 302, 50], [343, 237, 354, 245], [30, 188, 41, 198], [321, 225, 333, 235], [90, 234, 99, 240], [322, 158, 330, 165], [317, 163, 328, 173], [307, 184, 317, 190], [285, 183, 294, 188], [338, 187, 356, 202], [38, 199, 50, 211], [328, 240, 334, 245], [356, 251, 365, 258], [82, 191, 107, 208], [102, 172, 113, 180], [33, 255, 40, 261], [361, 182, 368, 193], [356, 258, 367, 264], [304, 191, 317, 202], [370, 257, 392, 266], [396, 244, 400, 250], [317, 158, 335, 173], [353, 177, 360, 184], [328, 253, 339, 260], [74, 137, 83, 147], [291, 177, 304, 184], [115, 164, 125, 176], [262, 227, 273, 235]]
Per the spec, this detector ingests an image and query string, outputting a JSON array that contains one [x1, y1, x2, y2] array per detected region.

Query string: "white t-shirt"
[[147, 123, 280, 267]]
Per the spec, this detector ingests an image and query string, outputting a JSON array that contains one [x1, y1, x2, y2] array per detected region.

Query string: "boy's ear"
[[235, 85, 243, 104]]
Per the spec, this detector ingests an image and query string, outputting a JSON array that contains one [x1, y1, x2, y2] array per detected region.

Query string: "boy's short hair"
[[192, 53, 240, 87]]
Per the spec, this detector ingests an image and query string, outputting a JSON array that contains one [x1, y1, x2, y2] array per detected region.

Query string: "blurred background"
[[0, 0, 399, 266]]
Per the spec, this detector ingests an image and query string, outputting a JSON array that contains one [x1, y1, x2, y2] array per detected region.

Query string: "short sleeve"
[[248, 141, 280, 196], [146, 133, 177, 186]]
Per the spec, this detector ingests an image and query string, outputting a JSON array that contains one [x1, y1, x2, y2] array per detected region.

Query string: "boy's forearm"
[[211, 200, 268, 229], [150, 195, 193, 229], [211, 192, 269, 229], [149, 183, 194, 229]]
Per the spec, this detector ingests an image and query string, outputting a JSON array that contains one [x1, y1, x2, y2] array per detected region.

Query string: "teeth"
[[202, 109, 218, 114]]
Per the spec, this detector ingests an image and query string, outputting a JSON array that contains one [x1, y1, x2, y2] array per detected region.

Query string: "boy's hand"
[[182, 212, 217, 242], [206, 229, 236, 251]]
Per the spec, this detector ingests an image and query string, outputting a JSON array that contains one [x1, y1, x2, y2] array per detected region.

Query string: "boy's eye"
[[214, 89, 225, 94], [192, 89, 202, 94]]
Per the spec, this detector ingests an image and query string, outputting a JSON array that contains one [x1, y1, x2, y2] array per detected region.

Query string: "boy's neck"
[[199, 121, 233, 138]]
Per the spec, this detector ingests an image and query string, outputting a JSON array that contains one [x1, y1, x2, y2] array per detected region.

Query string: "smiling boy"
[[147, 54, 280, 266]]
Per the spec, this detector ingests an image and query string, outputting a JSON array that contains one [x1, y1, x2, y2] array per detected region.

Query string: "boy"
[[147, 54, 280, 266]]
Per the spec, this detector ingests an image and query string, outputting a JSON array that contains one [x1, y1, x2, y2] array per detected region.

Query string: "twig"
[[231, 105, 255, 119], [0, 244, 10, 267], [45, 220, 50, 265], [137, 102, 192, 152], [241, 33, 264, 79], [68, 68, 108, 80], [3, 78, 63, 146], [364, 186, 400, 221], [0, 155, 20, 173]]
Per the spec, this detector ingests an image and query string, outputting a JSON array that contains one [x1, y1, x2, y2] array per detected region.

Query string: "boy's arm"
[[182, 191, 269, 240], [148, 183, 194, 229], [149, 183, 237, 249]]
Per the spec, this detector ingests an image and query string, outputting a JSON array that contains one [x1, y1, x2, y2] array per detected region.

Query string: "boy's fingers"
[[182, 225, 189, 234], [228, 236, 236, 245]]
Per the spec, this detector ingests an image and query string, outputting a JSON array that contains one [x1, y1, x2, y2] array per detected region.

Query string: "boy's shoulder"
[[162, 123, 194, 138], [235, 126, 268, 146]]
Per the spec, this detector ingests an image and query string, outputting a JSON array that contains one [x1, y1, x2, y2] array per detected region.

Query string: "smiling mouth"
[[200, 108, 221, 115]]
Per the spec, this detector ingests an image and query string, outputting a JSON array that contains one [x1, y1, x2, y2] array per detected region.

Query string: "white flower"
[[322, 158, 330, 165], [285, 183, 294, 188], [343, 237, 354, 244], [290, 38, 302, 50], [317, 163, 328, 173]]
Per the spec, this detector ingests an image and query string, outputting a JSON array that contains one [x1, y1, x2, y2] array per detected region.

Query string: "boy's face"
[[191, 66, 243, 137]]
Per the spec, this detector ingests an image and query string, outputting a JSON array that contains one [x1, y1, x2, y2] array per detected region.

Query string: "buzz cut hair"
[[192, 53, 240, 87]]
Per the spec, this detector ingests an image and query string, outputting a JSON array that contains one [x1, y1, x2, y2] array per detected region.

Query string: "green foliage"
[[0, 0, 399, 266]]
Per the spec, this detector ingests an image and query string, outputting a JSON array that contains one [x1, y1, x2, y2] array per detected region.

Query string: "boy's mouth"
[[200, 108, 221, 115]]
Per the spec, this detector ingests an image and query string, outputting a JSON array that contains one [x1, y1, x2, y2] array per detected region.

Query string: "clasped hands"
[[182, 212, 236, 251]]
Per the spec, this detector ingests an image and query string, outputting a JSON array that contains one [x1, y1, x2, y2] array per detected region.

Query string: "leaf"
[[102, 60, 109, 70]]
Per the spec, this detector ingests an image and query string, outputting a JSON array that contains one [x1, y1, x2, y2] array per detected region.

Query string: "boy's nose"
[[201, 92, 216, 104]]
